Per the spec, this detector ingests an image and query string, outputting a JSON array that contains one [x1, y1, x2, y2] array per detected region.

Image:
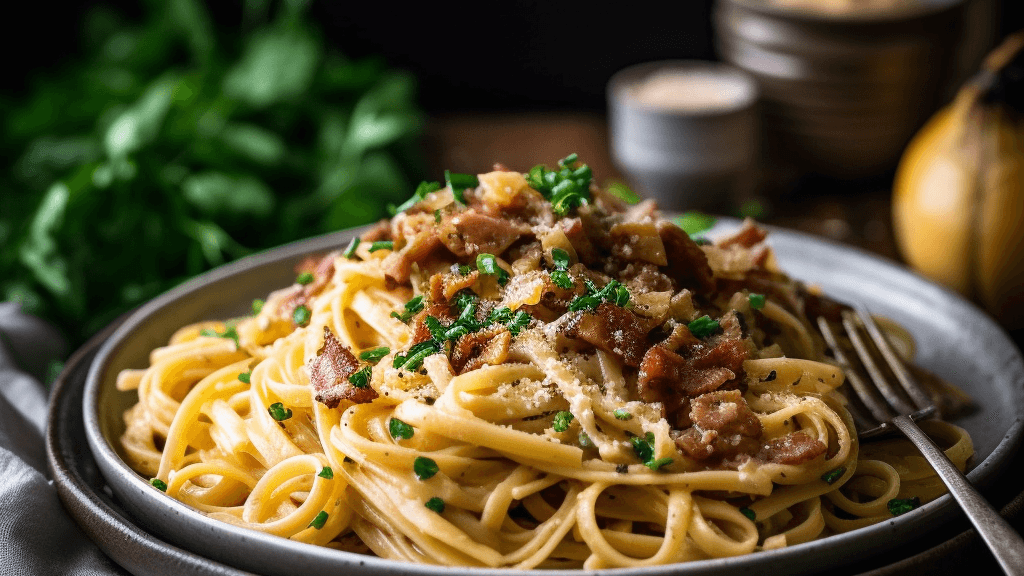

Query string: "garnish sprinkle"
[[389, 418, 415, 440], [425, 497, 445, 513], [740, 507, 756, 521], [526, 153, 593, 216], [251, 299, 264, 314], [342, 237, 360, 259], [552, 411, 574, 432], [569, 279, 631, 312], [613, 408, 632, 420], [749, 293, 766, 310], [688, 315, 720, 339], [446, 171, 479, 205], [391, 295, 425, 323], [821, 467, 846, 485], [413, 456, 439, 480], [347, 366, 372, 388], [318, 466, 333, 479], [368, 240, 394, 252], [150, 478, 167, 491], [295, 271, 314, 285], [674, 211, 717, 239], [476, 253, 509, 285], [292, 305, 312, 327], [199, 325, 239, 347], [268, 402, 292, 421], [308, 511, 328, 529], [887, 497, 920, 516], [359, 347, 390, 363], [238, 372, 251, 384]]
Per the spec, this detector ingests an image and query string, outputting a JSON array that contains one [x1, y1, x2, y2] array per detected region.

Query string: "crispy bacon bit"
[[411, 302, 455, 344], [438, 211, 530, 258], [758, 431, 827, 465], [564, 303, 655, 367], [309, 327, 378, 408], [560, 217, 601, 265], [656, 323, 702, 352], [429, 270, 480, 303], [360, 219, 392, 242], [676, 390, 763, 461], [656, 221, 715, 293], [450, 326, 512, 374], [718, 219, 768, 249], [383, 229, 442, 287]]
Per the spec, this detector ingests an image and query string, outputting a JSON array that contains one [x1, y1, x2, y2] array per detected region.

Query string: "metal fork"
[[816, 306, 1024, 575]]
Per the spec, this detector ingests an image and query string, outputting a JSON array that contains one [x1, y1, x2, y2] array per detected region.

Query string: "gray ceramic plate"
[[81, 221, 1024, 576]]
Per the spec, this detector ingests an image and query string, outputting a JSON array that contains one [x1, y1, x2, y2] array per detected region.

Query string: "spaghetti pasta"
[[118, 156, 972, 568]]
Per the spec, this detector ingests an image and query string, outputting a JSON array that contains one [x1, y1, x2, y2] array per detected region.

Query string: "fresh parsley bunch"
[[1, 0, 424, 346]]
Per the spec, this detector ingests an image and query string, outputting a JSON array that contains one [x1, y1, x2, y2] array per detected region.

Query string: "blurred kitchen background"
[[3, 0, 1024, 356]]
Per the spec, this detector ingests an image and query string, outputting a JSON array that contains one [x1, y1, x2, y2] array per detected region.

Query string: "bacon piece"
[[609, 221, 668, 266], [383, 229, 442, 287], [717, 219, 768, 249], [438, 210, 530, 258], [675, 390, 763, 461], [410, 302, 455, 344], [360, 219, 392, 242], [450, 326, 512, 374], [758, 431, 827, 465], [656, 220, 715, 293], [564, 303, 656, 367], [560, 217, 601, 265], [309, 327, 378, 408], [429, 270, 480, 303]]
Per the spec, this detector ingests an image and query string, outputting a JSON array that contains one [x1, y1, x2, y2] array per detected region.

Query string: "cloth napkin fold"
[[0, 302, 124, 575]]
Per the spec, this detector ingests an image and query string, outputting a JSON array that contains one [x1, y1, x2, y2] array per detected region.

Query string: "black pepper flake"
[[764, 370, 777, 382], [616, 464, 629, 474]]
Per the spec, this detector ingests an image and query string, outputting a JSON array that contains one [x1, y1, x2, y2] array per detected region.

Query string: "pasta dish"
[[117, 155, 973, 568]]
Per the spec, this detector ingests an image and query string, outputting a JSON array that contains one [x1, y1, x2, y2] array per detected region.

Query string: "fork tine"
[[853, 307, 936, 416], [841, 309, 920, 417], [816, 316, 895, 428]]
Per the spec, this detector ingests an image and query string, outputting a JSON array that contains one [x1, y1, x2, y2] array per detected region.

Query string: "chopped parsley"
[[476, 253, 509, 285], [268, 402, 292, 421], [413, 456, 439, 480], [251, 299, 264, 314], [295, 271, 314, 285], [740, 507, 756, 521], [578, 433, 593, 448], [434, 209, 442, 223], [687, 315, 720, 339], [292, 304, 312, 327], [347, 366, 372, 388], [237, 372, 251, 384], [308, 511, 328, 529], [749, 293, 766, 310], [629, 432, 672, 470], [552, 411, 574, 432], [526, 154, 593, 216], [606, 181, 640, 204], [150, 478, 167, 491], [389, 418, 414, 440], [425, 497, 445, 514], [821, 467, 846, 485], [318, 466, 333, 479], [199, 325, 240, 347], [359, 346, 390, 363], [445, 171, 479, 204], [569, 279, 630, 312], [393, 339, 441, 370], [342, 237, 360, 259], [549, 247, 574, 289], [391, 180, 442, 215], [674, 211, 717, 239], [368, 240, 394, 252], [613, 408, 632, 420], [887, 497, 920, 516], [391, 295, 425, 323]]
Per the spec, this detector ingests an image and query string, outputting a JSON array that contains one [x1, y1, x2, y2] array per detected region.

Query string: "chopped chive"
[[391, 295, 425, 323], [268, 402, 292, 421], [674, 211, 717, 238], [413, 456, 439, 480], [740, 507, 756, 521], [318, 466, 334, 479], [821, 467, 846, 485], [295, 272, 314, 285], [552, 411, 574, 432], [308, 511, 328, 529], [359, 347, 390, 363], [425, 497, 445, 513], [292, 305, 312, 327], [392, 180, 442, 214], [238, 372, 251, 384], [369, 240, 394, 252], [251, 299, 264, 314], [150, 478, 167, 491], [687, 315, 720, 339], [393, 340, 440, 370], [389, 418, 415, 440], [887, 497, 920, 516], [645, 457, 673, 471], [749, 293, 766, 310], [445, 170, 479, 205], [347, 366, 372, 388], [613, 408, 632, 420], [342, 237, 361, 259]]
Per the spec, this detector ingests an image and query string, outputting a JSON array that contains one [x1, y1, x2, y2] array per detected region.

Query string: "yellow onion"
[[893, 32, 1024, 328]]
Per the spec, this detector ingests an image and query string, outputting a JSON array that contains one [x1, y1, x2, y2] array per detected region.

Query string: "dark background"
[[17, 1, 1020, 116]]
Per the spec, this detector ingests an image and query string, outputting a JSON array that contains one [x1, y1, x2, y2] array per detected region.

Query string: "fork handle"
[[893, 415, 1024, 575]]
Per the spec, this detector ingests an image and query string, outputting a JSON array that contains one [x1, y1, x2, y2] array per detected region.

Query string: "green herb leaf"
[[674, 212, 717, 238], [318, 466, 334, 479], [568, 279, 631, 312], [392, 180, 442, 214], [526, 154, 592, 216], [445, 171, 478, 204], [553, 411, 574, 432], [347, 366, 372, 388], [369, 240, 394, 252], [551, 247, 571, 269], [424, 497, 445, 513], [238, 372, 251, 384], [821, 467, 846, 485], [613, 408, 632, 420], [606, 182, 640, 204], [150, 478, 168, 491], [740, 507, 756, 521], [687, 315, 720, 339], [308, 511, 328, 529], [413, 456, 439, 480], [749, 293, 766, 310], [629, 434, 655, 464], [390, 294, 424, 323], [393, 340, 440, 370], [389, 418, 414, 440], [251, 299, 264, 315], [343, 237, 361, 259], [268, 402, 292, 421], [645, 457, 673, 471], [359, 346, 390, 363], [578, 433, 593, 448], [295, 271, 314, 285], [550, 270, 573, 289], [199, 325, 240, 347], [887, 497, 920, 516], [476, 253, 509, 285], [506, 310, 531, 336], [292, 304, 312, 327]]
